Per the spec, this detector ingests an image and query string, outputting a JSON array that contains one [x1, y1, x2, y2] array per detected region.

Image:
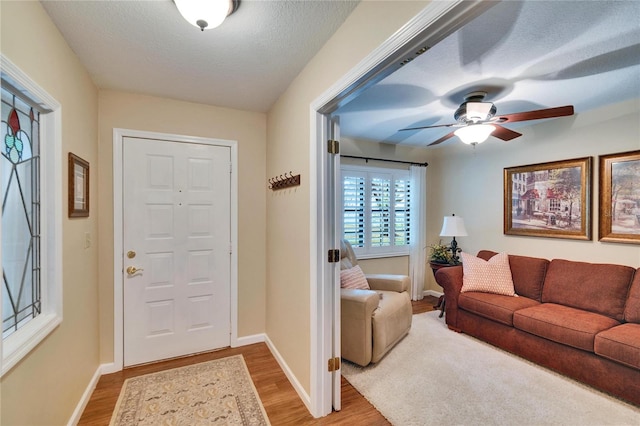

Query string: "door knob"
[[126, 266, 144, 276]]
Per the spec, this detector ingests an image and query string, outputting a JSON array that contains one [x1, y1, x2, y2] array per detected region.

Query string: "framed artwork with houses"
[[504, 157, 592, 240], [598, 150, 640, 244]]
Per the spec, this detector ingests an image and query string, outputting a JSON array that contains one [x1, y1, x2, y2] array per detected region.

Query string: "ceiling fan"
[[399, 91, 574, 146]]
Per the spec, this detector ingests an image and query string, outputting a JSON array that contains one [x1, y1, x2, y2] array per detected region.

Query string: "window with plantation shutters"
[[343, 173, 365, 247], [341, 165, 411, 258]]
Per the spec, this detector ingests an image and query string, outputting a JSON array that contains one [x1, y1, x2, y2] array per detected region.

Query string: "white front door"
[[122, 136, 231, 366]]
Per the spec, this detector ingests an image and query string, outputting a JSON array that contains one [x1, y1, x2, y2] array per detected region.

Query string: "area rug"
[[342, 311, 640, 425], [110, 355, 270, 425]]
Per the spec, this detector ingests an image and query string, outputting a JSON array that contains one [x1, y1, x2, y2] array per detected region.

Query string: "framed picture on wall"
[[68, 152, 89, 218], [598, 150, 640, 244], [503, 157, 592, 240]]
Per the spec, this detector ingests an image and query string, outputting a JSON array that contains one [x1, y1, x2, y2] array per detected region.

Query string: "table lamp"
[[439, 214, 468, 263]]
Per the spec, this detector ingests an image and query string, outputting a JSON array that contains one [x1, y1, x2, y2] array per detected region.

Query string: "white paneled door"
[[122, 136, 231, 366]]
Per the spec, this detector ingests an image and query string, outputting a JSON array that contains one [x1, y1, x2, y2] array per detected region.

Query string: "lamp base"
[[449, 237, 461, 264]]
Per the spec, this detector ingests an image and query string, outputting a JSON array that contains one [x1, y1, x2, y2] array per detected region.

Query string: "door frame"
[[111, 128, 238, 372], [309, 0, 495, 417]]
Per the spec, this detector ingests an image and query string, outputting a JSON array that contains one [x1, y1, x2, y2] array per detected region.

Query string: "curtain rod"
[[341, 155, 428, 167]]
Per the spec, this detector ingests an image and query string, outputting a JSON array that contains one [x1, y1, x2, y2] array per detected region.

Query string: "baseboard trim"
[[264, 334, 312, 413], [67, 364, 105, 426], [232, 333, 266, 347], [424, 289, 443, 298]]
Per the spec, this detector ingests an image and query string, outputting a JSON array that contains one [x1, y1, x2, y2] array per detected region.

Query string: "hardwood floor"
[[79, 297, 439, 425]]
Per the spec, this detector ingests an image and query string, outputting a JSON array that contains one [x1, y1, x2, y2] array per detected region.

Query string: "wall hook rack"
[[269, 171, 301, 191]]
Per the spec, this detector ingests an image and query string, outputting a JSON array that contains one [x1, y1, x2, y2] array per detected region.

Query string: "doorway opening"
[[309, 0, 493, 417]]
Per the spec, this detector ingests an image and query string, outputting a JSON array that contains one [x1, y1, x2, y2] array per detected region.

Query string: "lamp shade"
[[454, 124, 495, 145], [440, 215, 468, 237], [174, 0, 234, 31]]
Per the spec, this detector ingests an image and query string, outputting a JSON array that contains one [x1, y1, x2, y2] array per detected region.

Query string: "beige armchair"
[[340, 240, 413, 366]]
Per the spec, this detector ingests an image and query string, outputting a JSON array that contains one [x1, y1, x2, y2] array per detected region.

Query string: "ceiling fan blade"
[[492, 124, 522, 141], [427, 131, 456, 146], [399, 123, 459, 131], [495, 105, 574, 123]]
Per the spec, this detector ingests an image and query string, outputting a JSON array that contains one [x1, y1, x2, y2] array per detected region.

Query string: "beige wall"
[[97, 91, 267, 362], [425, 99, 640, 292], [1, 2, 100, 425], [266, 0, 430, 394]]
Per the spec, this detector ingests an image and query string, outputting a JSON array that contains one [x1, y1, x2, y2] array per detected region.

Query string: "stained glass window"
[[1, 84, 41, 339]]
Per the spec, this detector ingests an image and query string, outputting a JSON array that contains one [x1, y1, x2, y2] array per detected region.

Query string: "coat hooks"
[[268, 171, 301, 191]]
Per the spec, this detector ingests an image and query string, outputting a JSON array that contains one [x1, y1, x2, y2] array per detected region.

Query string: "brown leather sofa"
[[435, 250, 640, 406], [340, 240, 412, 367]]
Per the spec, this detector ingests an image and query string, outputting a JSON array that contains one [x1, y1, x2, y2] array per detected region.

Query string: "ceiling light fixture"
[[174, 0, 240, 31], [454, 124, 496, 145]]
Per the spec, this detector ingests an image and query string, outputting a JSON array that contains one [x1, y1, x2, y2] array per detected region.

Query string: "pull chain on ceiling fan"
[[400, 91, 574, 146]]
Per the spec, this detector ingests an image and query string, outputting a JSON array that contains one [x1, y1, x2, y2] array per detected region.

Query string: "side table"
[[429, 262, 459, 318]]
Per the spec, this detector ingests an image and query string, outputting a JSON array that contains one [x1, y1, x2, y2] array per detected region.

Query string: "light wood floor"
[[79, 296, 439, 425]]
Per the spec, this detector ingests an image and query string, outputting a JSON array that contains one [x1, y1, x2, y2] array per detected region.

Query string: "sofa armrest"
[[341, 289, 380, 366], [366, 274, 410, 293], [434, 266, 463, 330]]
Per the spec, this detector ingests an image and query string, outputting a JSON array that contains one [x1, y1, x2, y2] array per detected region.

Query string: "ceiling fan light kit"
[[174, 0, 240, 31], [454, 124, 495, 145]]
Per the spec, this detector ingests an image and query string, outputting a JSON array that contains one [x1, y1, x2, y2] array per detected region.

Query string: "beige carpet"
[[110, 355, 270, 425], [342, 311, 640, 425]]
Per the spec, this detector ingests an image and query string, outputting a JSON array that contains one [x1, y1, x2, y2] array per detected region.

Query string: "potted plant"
[[429, 241, 454, 265]]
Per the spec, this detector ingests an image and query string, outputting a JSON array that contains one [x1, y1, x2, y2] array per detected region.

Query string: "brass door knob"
[[126, 266, 144, 276]]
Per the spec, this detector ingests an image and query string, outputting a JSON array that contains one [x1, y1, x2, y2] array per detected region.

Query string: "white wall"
[[426, 99, 640, 291]]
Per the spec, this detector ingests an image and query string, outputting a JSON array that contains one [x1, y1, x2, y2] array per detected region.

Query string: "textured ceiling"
[[337, 0, 640, 147], [42, 0, 359, 113]]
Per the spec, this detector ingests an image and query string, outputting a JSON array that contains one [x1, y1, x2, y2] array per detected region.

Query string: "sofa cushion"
[[340, 265, 369, 290], [595, 323, 640, 370], [459, 292, 540, 326], [478, 250, 548, 301], [624, 269, 640, 323], [541, 259, 635, 321], [514, 303, 620, 352], [461, 252, 516, 296]]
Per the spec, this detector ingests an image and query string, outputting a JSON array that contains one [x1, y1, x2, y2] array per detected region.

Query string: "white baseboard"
[[101, 362, 119, 375], [264, 334, 312, 413], [233, 333, 265, 347], [424, 289, 443, 298], [67, 364, 105, 426]]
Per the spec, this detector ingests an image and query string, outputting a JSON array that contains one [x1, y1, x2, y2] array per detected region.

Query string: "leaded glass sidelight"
[[1, 84, 41, 339]]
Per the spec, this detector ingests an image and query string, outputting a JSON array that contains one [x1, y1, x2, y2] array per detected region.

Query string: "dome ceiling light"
[[174, 0, 240, 31]]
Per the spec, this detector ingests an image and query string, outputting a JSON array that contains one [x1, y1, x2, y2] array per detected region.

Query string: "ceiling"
[[336, 0, 640, 147], [41, 0, 359, 113], [42, 1, 639, 148]]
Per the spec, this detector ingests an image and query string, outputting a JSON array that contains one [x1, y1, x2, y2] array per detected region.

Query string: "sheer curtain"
[[409, 165, 427, 301]]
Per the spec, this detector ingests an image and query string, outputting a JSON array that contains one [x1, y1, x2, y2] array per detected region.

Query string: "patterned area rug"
[[110, 355, 270, 425]]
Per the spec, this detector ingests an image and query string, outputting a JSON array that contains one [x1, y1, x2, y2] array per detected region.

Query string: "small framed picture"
[[598, 150, 640, 244], [504, 157, 592, 240], [68, 152, 89, 218]]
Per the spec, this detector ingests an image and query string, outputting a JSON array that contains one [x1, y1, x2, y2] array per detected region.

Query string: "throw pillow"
[[460, 251, 517, 296], [340, 265, 370, 290]]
